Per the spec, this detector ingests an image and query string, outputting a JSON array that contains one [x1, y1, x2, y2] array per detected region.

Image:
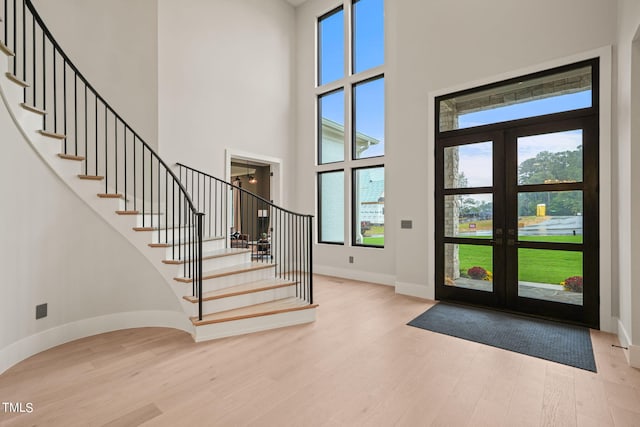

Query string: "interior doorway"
[[226, 150, 283, 246]]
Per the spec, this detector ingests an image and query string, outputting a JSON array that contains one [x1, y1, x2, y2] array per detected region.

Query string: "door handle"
[[507, 239, 519, 246], [490, 238, 503, 246]]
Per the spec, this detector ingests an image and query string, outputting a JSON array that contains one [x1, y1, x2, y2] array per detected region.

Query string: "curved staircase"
[[0, 0, 316, 342]]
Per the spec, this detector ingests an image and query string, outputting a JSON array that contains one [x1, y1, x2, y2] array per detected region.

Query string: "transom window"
[[316, 0, 385, 247]]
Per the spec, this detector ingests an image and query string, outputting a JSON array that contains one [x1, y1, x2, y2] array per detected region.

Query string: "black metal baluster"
[[104, 105, 107, 193], [133, 135, 137, 211], [52, 47, 56, 133], [124, 127, 127, 210], [114, 117, 118, 194], [63, 61, 67, 152], [141, 146, 146, 225], [74, 73, 77, 155], [32, 14, 35, 105], [178, 188, 181, 261], [41, 30, 45, 128], [83, 85, 87, 174], [172, 178, 175, 259], [157, 156, 161, 241], [150, 151, 154, 231], [12, 0, 16, 76], [21, 0, 25, 101], [308, 216, 313, 304], [94, 95, 97, 176], [164, 169, 170, 246]]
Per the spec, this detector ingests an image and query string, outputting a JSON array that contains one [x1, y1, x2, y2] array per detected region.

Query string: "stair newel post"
[[196, 212, 205, 321]]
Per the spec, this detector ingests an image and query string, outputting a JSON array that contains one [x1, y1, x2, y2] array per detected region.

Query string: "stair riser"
[[135, 213, 165, 228], [149, 228, 199, 244], [188, 285, 297, 317], [175, 252, 252, 276], [198, 267, 276, 294], [192, 307, 316, 342], [160, 239, 226, 258]]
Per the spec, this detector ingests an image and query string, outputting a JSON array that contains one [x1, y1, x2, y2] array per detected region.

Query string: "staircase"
[[0, 0, 316, 342]]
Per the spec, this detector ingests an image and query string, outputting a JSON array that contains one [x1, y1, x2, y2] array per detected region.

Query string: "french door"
[[435, 116, 599, 327]]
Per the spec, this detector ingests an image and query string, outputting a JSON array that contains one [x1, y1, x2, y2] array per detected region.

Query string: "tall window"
[[316, 0, 385, 247]]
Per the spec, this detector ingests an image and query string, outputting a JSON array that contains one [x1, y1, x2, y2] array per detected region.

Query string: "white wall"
[[615, 0, 640, 366], [0, 77, 183, 374], [296, 1, 617, 300], [31, 0, 159, 148], [157, 0, 297, 208]]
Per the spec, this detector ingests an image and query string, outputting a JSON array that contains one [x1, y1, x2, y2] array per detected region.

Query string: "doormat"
[[407, 302, 596, 372]]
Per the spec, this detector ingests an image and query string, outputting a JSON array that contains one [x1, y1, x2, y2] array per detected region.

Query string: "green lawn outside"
[[457, 235, 582, 285], [362, 237, 384, 246]]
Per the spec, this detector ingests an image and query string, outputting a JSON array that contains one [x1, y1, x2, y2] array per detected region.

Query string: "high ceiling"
[[286, 0, 309, 6]]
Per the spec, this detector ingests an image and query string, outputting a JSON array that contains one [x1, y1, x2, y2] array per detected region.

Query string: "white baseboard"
[[0, 311, 193, 375], [616, 318, 640, 368], [314, 265, 395, 286], [395, 281, 434, 300], [629, 344, 640, 368]]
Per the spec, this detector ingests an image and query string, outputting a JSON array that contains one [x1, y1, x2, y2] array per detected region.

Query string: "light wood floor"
[[1, 275, 639, 427]]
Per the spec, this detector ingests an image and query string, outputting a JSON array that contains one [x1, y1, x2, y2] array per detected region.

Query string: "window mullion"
[[344, 0, 352, 78]]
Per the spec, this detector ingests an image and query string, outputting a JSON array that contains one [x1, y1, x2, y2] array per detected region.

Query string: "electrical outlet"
[[349, 256, 354, 264], [36, 303, 47, 319]]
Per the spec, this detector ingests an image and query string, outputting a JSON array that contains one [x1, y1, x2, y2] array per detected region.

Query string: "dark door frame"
[[434, 59, 600, 328]]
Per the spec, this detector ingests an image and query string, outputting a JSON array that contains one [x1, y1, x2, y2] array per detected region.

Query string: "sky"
[[456, 129, 584, 190], [457, 91, 591, 129], [319, 0, 384, 159]]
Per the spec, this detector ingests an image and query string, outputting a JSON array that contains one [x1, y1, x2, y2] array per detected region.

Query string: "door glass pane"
[[353, 77, 384, 159], [444, 243, 493, 292], [318, 7, 344, 86], [444, 194, 493, 239], [318, 171, 344, 243], [518, 130, 583, 185], [518, 248, 583, 306], [319, 89, 345, 164], [439, 65, 592, 132], [518, 191, 583, 243], [444, 141, 493, 188], [353, 0, 384, 74]]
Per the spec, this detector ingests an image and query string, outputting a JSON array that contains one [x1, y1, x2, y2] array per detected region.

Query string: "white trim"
[[193, 307, 316, 342], [0, 311, 192, 375], [395, 281, 434, 300], [314, 264, 395, 286], [427, 46, 614, 331], [616, 318, 640, 368], [629, 345, 640, 368]]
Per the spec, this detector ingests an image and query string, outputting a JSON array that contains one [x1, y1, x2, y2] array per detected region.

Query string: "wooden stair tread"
[[39, 130, 66, 139], [98, 193, 123, 199], [58, 153, 84, 161], [162, 248, 251, 264], [5, 72, 28, 87], [116, 210, 140, 215], [183, 278, 295, 303], [0, 41, 12, 57], [191, 297, 317, 326], [148, 236, 224, 248], [78, 175, 104, 181], [20, 103, 46, 115], [174, 262, 275, 283], [133, 224, 192, 232]]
